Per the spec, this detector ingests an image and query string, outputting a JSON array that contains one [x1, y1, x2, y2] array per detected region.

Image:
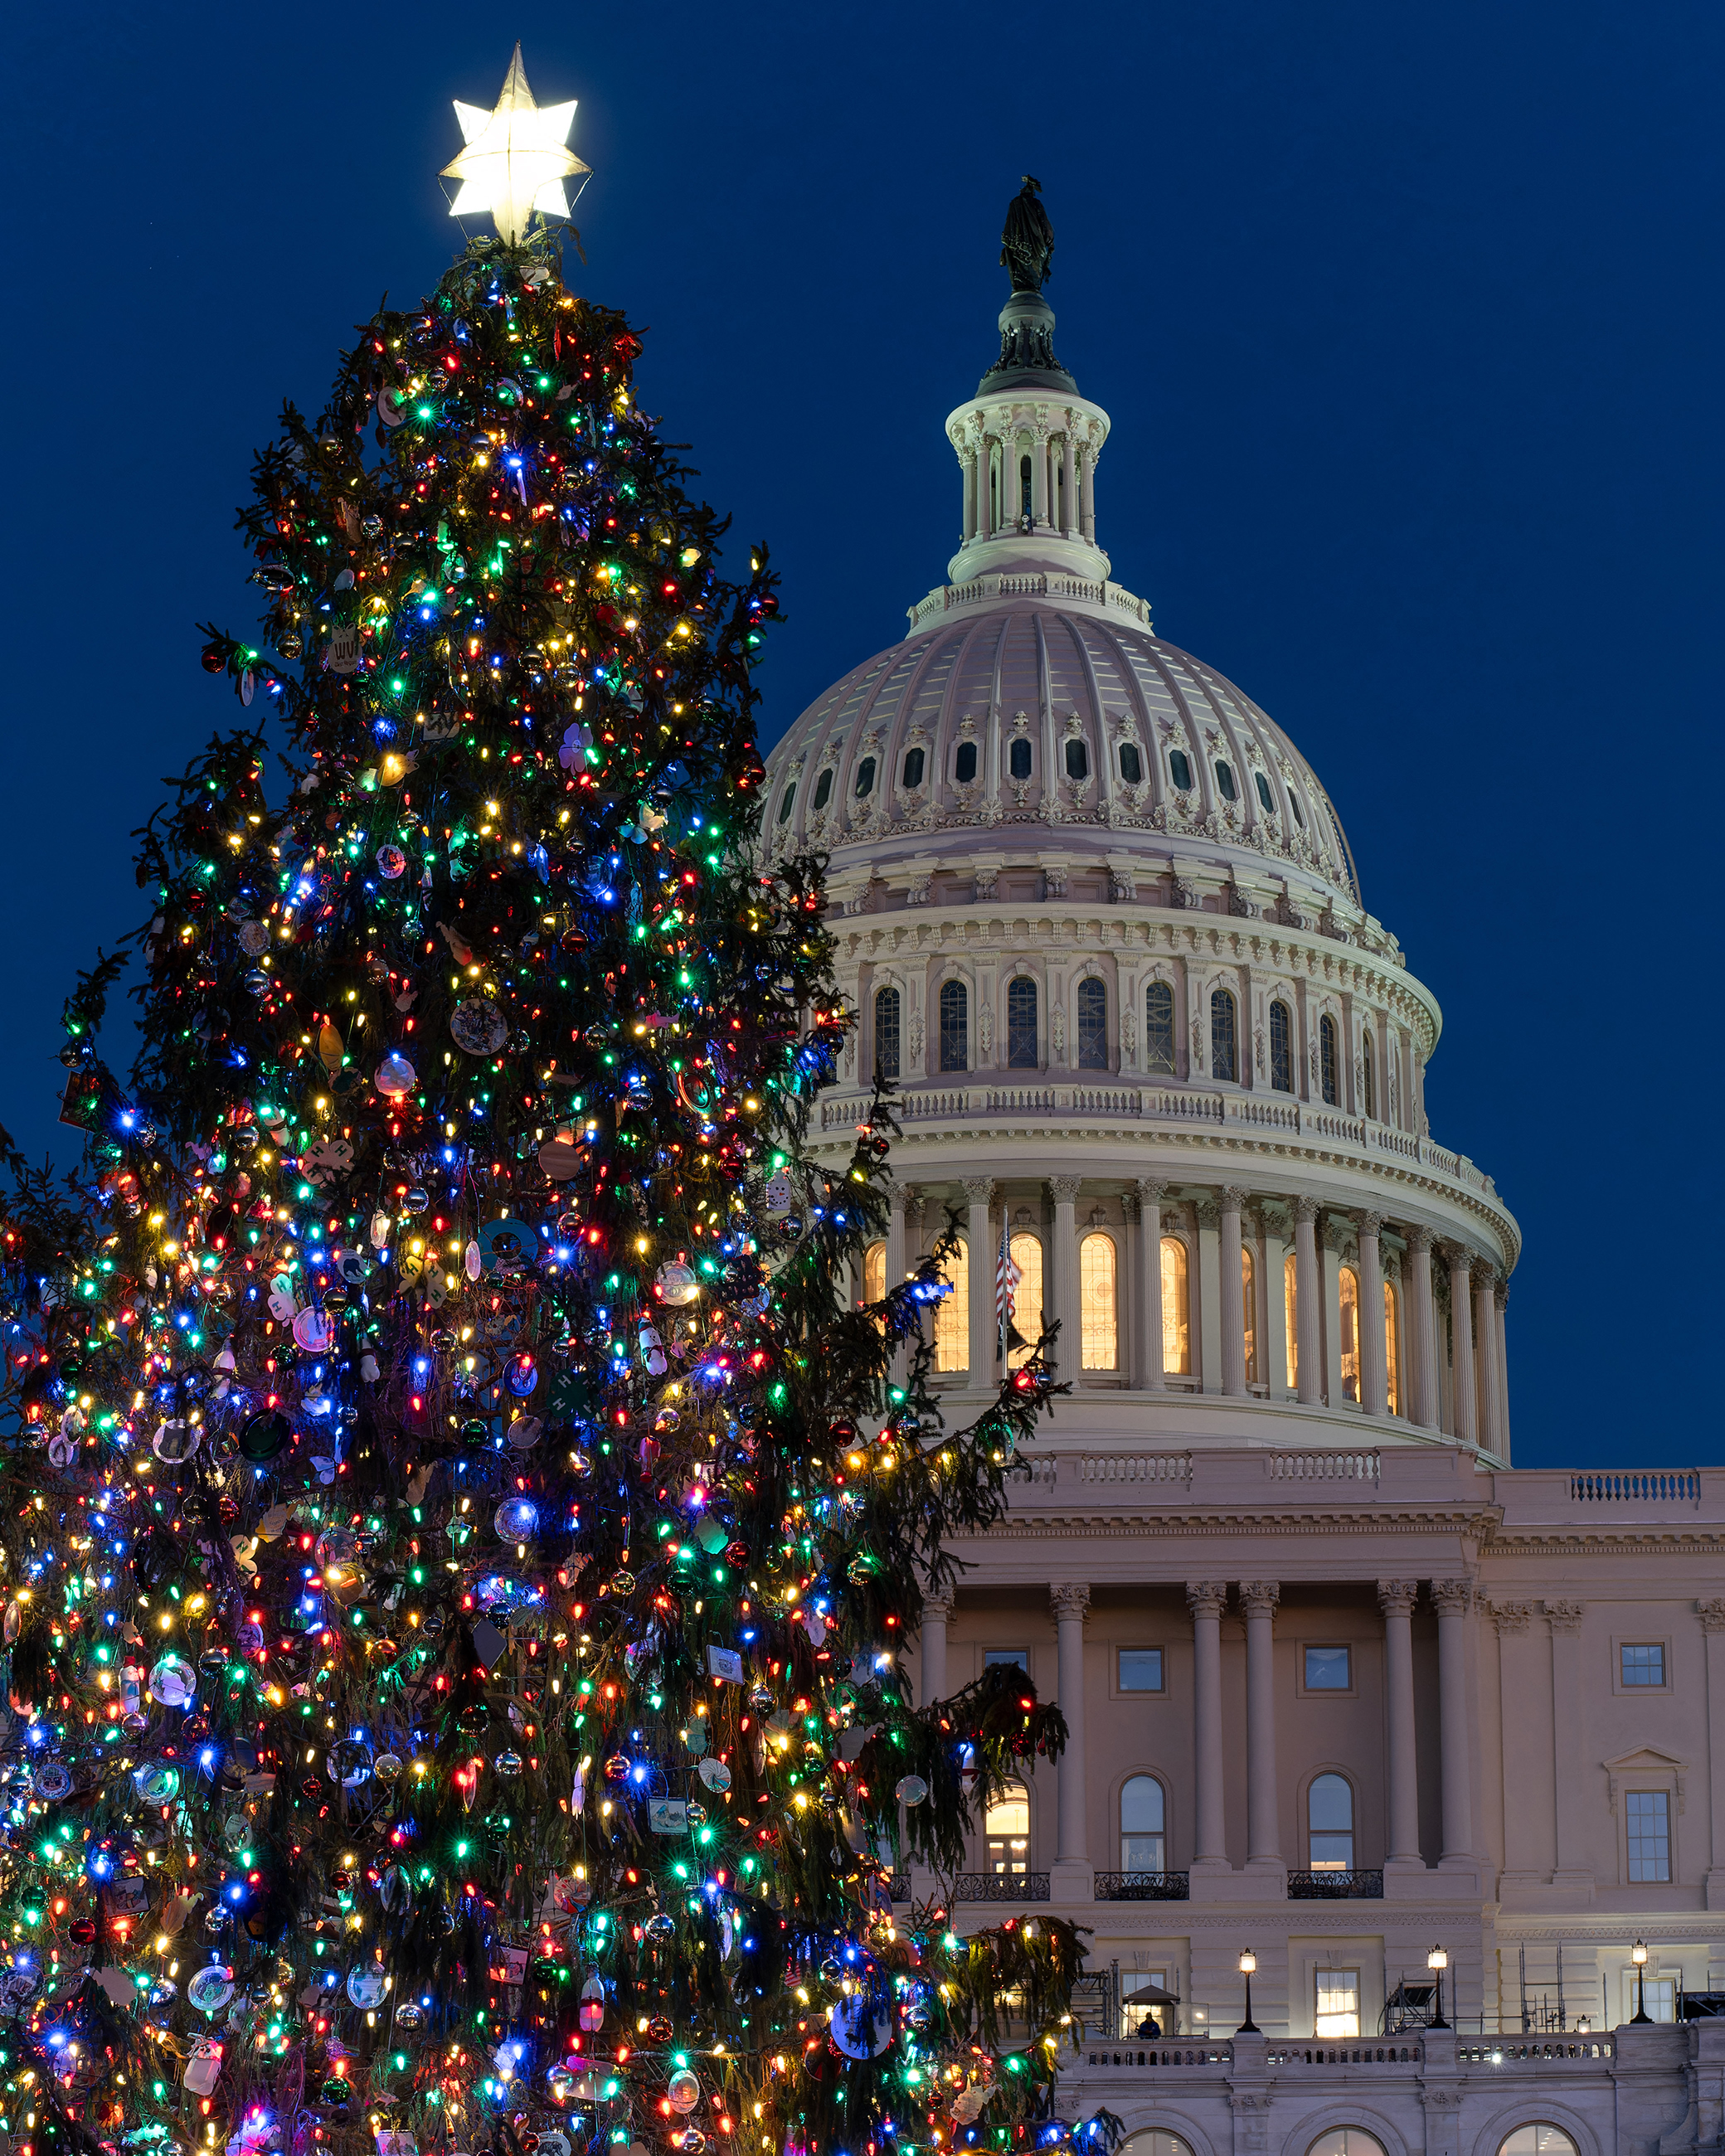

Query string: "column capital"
[[1440, 1239, 1474, 1275], [1294, 1193, 1322, 1224], [1135, 1176, 1169, 1209], [1239, 1581, 1280, 1619], [1049, 1581, 1091, 1623], [922, 1585, 955, 1623], [1496, 1280, 1510, 1312], [1358, 1210, 1386, 1237], [1431, 1577, 1475, 1617], [1222, 1184, 1250, 1213], [1121, 1189, 1142, 1224], [1698, 1599, 1725, 1634], [1402, 1221, 1435, 1254], [1048, 1176, 1083, 1207], [1488, 1598, 1537, 1634], [1186, 1581, 1229, 1620], [1377, 1578, 1420, 1619], [887, 1182, 909, 1216], [1543, 1599, 1585, 1634], [962, 1176, 997, 1207], [1470, 1257, 1499, 1290]]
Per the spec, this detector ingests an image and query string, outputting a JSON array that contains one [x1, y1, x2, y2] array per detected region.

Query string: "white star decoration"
[[441, 45, 590, 245]]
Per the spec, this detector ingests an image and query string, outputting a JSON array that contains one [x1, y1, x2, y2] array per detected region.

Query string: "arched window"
[[1362, 1027, 1376, 1119], [1144, 980, 1175, 1072], [1120, 1775, 1165, 1872], [1270, 1000, 1293, 1092], [1242, 1246, 1259, 1385], [862, 1241, 886, 1306], [812, 767, 833, 813], [1077, 978, 1108, 1070], [901, 746, 926, 790], [873, 986, 901, 1081], [1284, 1250, 1299, 1391], [1339, 1264, 1360, 1403], [1160, 1237, 1191, 1376], [933, 1236, 968, 1372], [1007, 978, 1038, 1069], [1120, 2136, 1194, 2156], [1308, 1773, 1354, 1869], [1120, 742, 1143, 784], [853, 755, 876, 799], [1008, 736, 1033, 781], [776, 782, 796, 824], [1306, 2136, 1385, 2156], [1006, 1231, 1043, 1369], [1169, 748, 1193, 791], [1383, 1280, 1400, 1415], [1080, 1234, 1118, 1370], [1497, 2131, 1579, 2156], [954, 740, 978, 784], [1319, 1014, 1339, 1105], [984, 1778, 1029, 1873], [1211, 988, 1237, 1081], [939, 979, 968, 1071]]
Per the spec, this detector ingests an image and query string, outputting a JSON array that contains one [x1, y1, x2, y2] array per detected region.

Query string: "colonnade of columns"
[[961, 418, 1098, 545], [918, 1576, 1480, 1891]]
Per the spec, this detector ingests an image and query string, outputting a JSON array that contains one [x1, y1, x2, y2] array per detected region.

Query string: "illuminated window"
[[1077, 978, 1108, 1069], [812, 768, 833, 813], [1339, 1264, 1360, 1402], [1211, 988, 1237, 1081], [1080, 1233, 1118, 1369], [985, 1779, 1030, 1874], [955, 741, 978, 784], [901, 746, 926, 789], [1284, 1250, 1299, 1391], [1320, 1015, 1339, 1105], [1270, 1000, 1293, 1092], [1169, 748, 1193, 790], [1314, 1969, 1361, 2039], [873, 986, 901, 1080], [1160, 1237, 1191, 1376], [862, 1241, 886, 1306], [1362, 1028, 1376, 1119], [1006, 1232, 1043, 1369], [853, 755, 876, 799], [1120, 1775, 1165, 1872], [1627, 1790, 1671, 1882], [1306, 2136, 1385, 2156], [933, 1236, 969, 1372], [1383, 1280, 1400, 1415], [1242, 1245, 1259, 1384], [1497, 2131, 1580, 2156], [1008, 736, 1033, 781], [1007, 978, 1038, 1068], [939, 980, 968, 1071], [1120, 742, 1143, 784], [1308, 1773, 1354, 1868], [1144, 981, 1175, 1072]]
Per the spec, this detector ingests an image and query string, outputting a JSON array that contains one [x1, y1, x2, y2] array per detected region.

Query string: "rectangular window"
[[1314, 1970, 1361, 2039], [1124, 1969, 1170, 2041], [1118, 1649, 1164, 1692], [1621, 1643, 1667, 1687], [933, 1236, 969, 1372], [1625, 1972, 1677, 2023], [984, 1649, 1029, 1673], [1627, 1789, 1672, 1882], [1304, 1644, 1351, 1690], [1144, 981, 1175, 1073]]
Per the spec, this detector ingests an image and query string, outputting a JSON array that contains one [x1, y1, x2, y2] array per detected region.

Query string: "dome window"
[[1008, 737, 1033, 782], [854, 756, 876, 799], [812, 768, 833, 813], [1169, 749, 1193, 790], [1254, 771, 1275, 814], [939, 979, 969, 1071], [1119, 742, 1143, 784], [776, 782, 796, 825], [1210, 988, 1238, 1082], [1319, 1014, 1339, 1105], [901, 747, 926, 789], [955, 741, 979, 784], [1215, 759, 1238, 802], [1288, 790, 1305, 828], [1270, 999, 1294, 1093], [1362, 1029, 1376, 1119], [1144, 981, 1175, 1073], [1064, 737, 1090, 783], [1077, 978, 1108, 1070], [1007, 978, 1038, 1069], [873, 986, 901, 1082]]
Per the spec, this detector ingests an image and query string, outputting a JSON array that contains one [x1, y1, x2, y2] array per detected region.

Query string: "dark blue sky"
[[2, 2, 1718, 1468]]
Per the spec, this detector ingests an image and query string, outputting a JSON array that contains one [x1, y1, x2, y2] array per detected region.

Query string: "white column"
[[1196, 1197, 1222, 1395], [962, 441, 978, 543], [1061, 433, 1076, 537], [887, 1183, 909, 1391], [1241, 1581, 1282, 1867], [1122, 1188, 1145, 1386], [1495, 1283, 1512, 1461], [1188, 1581, 1229, 1867], [975, 437, 993, 541], [920, 1585, 952, 1707], [965, 1177, 995, 1379], [1320, 1218, 1344, 1409], [1030, 427, 1048, 527], [1358, 1211, 1387, 1419], [1546, 1600, 1591, 1886], [1138, 1177, 1166, 1391], [1405, 1224, 1439, 1430], [1434, 1578, 1475, 1866], [1378, 1579, 1422, 1867], [1080, 442, 1097, 539], [1265, 1209, 1292, 1398], [1294, 1195, 1322, 1405], [1446, 1244, 1477, 1447], [1051, 1583, 1091, 1886], [1220, 1187, 1247, 1397], [1049, 1177, 1081, 1377], [1474, 1264, 1503, 1455]]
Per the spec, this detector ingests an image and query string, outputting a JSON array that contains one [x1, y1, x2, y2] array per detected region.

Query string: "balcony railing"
[[1287, 1868, 1384, 1899], [1094, 1870, 1191, 1901], [953, 1872, 1051, 1902]]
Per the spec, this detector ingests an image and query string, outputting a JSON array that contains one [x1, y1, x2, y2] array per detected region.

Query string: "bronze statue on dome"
[[1001, 176, 1054, 293]]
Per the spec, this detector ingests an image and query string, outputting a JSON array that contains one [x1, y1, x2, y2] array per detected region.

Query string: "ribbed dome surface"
[[763, 598, 1361, 910]]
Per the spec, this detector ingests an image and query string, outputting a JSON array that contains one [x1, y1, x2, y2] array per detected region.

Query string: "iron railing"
[[953, 1872, 1051, 1902], [1287, 1868, 1384, 1900], [1094, 1871, 1191, 1901]]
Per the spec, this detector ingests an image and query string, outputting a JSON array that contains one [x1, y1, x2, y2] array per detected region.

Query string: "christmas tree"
[[0, 52, 1108, 2156]]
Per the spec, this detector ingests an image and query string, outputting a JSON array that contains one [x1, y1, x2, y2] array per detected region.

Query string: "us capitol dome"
[[763, 185, 1518, 1461]]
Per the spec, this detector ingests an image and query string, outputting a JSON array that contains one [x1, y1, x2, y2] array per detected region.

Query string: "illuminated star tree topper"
[[441, 43, 590, 244]]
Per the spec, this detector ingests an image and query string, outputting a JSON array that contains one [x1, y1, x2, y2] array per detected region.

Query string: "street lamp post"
[[1631, 1940, 1651, 2024], [1427, 1945, 1449, 2031], [1237, 1949, 1260, 2035]]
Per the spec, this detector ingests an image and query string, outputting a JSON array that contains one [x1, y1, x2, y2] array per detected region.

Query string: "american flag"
[[995, 1224, 1022, 1359]]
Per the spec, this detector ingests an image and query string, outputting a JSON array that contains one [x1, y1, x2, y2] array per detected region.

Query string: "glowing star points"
[[441, 45, 590, 245]]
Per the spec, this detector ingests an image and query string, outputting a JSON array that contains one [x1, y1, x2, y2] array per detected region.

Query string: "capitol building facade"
[[762, 206, 1725, 2156]]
